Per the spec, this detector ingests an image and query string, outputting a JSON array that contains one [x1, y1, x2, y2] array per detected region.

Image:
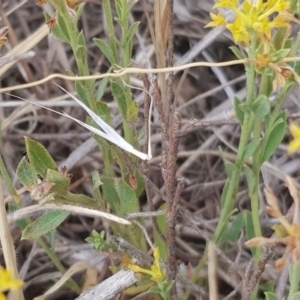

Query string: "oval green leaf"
[[16, 157, 37, 187], [22, 211, 69, 240], [25, 137, 57, 177], [260, 111, 287, 163]]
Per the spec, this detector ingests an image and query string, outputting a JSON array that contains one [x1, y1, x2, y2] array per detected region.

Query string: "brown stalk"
[[242, 246, 273, 300], [140, 73, 167, 244]]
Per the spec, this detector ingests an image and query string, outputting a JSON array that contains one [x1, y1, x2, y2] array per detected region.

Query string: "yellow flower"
[[245, 179, 300, 270], [205, 13, 226, 28], [206, 0, 291, 45], [127, 247, 166, 283], [288, 123, 300, 154], [0, 266, 23, 300]]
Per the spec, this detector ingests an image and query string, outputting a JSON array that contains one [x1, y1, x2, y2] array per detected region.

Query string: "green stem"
[[249, 117, 262, 261], [213, 61, 257, 244], [288, 263, 300, 299], [249, 73, 271, 262]]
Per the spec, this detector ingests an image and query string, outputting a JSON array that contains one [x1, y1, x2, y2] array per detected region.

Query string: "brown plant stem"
[[140, 73, 166, 244]]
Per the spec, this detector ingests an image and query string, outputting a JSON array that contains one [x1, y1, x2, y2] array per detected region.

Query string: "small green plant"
[[85, 230, 106, 251]]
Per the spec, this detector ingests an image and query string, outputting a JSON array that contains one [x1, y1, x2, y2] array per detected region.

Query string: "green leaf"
[[102, 177, 120, 214], [251, 95, 270, 118], [223, 212, 244, 242], [16, 157, 37, 187], [243, 139, 261, 160], [75, 45, 86, 62], [260, 111, 287, 163], [25, 137, 57, 178], [92, 171, 105, 209], [284, 38, 293, 50], [293, 61, 300, 75], [273, 49, 290, 62], [234, 96, 244, 124], [264, 292, 279, 300], [45, 169, 70, 196], [56, 12, 70, 42], [96, 71, 111, 101], [75, 81, 90, 107], [22, 211, 69, 240], [126, 22, 139, 44], [77, 31, 87, 47], [115, 0, 123, 19], [114, 178, 139, 215], [111, 82, 128, 118], [224, 161, 236, 178], [229, 46, 245, 60], [95, 101, 111, 124], [43, 13, 68, 43], [93, 38, 116, 65], [243, 165, 256, 194], [114, 178, 146, 250], [261, 281, 275, 294]]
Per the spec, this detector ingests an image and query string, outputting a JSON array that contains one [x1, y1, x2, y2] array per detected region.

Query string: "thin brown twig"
[[166, 113, 181, 281], [242, 246, 274, 300], [170, 178, 184, 220]]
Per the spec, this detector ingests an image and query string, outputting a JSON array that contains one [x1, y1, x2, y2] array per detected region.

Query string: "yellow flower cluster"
[[0, 266, 23, 300], [206, 0, 291, 46], [127, 247, 166, 283]]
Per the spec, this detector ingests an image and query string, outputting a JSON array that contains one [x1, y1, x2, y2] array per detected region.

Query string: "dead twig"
[[242, 246, 274, 300]]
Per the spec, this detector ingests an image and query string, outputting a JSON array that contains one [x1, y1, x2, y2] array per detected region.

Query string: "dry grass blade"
[[33, 261, 91, 300], [0, 24, 48, 77], [0, 51, 35, 67]]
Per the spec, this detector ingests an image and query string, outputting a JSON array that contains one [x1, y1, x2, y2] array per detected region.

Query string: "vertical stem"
[[213, 36, 258, 243], [288, 264, 300, 299], [250, 117, 262, 260]]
